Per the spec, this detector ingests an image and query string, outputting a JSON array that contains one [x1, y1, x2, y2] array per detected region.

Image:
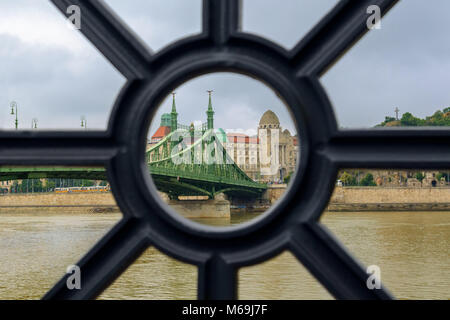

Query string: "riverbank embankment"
[[328, 186, 450, 211], [0, 192, 119, 214], [2, 186, 450, 213]]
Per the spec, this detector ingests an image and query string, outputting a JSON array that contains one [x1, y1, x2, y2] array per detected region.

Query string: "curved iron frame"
[[2, 0, 447, 300]]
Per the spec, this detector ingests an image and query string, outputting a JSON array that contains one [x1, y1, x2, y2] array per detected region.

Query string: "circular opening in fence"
[[145, 72, 300, 227]]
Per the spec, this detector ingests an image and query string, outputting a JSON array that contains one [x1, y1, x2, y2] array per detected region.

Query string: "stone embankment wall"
[[0, 192, 119, 214], [231, 185, 450, 212], [3, 186, 448, 214], [328, 187, 450, 211]]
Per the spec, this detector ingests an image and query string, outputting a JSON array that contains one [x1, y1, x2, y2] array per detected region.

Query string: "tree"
[[436, 172, 450, 183], [33, 179, 44, 192], [283, 172, 293, 184], [378, 108, 450, 127], [415, 172, 424, 182], [11, 181, 19, 193], [384, 116, 396, 123], [360, 173, 376, 186], [400, 112, 425, 126], [82, 179, 95, 187], [16, 181, 25, 193], [339, 171, 356, 186], [375, 116, 397, 127], [46, 179, 56, 192]]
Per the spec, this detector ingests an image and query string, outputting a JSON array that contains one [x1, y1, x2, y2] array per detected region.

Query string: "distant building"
[[422, 172, 439, 187], [148, 111, 173, 149], [407, 178, 421, 188], [223, 110, 298, 183], [147, 93, 179, 149], [224, 132, 260, 180], [257, 110, 297, 182], [150, 121, 171, 145]]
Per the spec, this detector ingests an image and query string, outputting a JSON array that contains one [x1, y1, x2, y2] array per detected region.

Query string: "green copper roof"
[[171, 93, 177, 114], [170, 93, 178, 130], [207, 92, 214, 112], [161, 113, 171, 127], [206, 90, 214, 129], [216, 128, 228, 143]]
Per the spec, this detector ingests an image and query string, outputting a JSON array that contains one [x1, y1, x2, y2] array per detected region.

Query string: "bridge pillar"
[[214, 192, 228, 201], [158, 191, 170, 202], [158, 192, 230, 219], [228, 186, 287, 214]]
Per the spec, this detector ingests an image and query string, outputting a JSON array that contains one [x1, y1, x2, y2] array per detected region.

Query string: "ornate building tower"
[[258, 110, 281, 182], [170, 92, 178, 131], [206, 90, 214, 130]]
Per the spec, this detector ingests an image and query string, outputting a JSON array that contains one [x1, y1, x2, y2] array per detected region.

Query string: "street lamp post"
[[81, 116, 87, 130], [10, 101, 18, 130], [32, 118, 38, 129]]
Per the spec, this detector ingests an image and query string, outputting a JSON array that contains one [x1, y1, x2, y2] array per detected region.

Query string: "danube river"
[[0, 211, 448, 299]]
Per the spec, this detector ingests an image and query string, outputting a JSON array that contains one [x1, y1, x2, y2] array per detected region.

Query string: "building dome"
[[283, 129, 291, 136], [259, 110, 280, 127], [160, 113, 171, 127]]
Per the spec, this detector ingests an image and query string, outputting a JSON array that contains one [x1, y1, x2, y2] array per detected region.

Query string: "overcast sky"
[[1, 0, 449, 131]]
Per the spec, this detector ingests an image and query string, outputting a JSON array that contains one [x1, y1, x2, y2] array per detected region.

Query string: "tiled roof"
[[151, 126, 171, 140]]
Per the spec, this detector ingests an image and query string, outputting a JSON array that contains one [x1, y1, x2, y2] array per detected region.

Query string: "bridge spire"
[[206, 90, 214, 130], [171, 92, 178, 130]]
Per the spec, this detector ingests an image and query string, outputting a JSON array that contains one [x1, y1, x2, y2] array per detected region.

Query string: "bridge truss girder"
[[152, 174, 264, 200], [146, 129, 267, 198]]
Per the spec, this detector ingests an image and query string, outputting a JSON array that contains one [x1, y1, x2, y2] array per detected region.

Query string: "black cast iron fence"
[[2, 0, 447, 300]]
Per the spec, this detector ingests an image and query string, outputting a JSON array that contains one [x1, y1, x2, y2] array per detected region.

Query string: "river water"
[[0, 211, 448, 299]]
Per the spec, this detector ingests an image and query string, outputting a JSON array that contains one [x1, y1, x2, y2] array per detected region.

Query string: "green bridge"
[[146, 128, 266, 199], [0, 93, 267, 199]]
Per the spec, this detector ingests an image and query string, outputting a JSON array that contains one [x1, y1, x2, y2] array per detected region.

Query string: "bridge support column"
[[160, 192, 230, 219], [158, 191, 170, 202], [228, 186, 287, 214]]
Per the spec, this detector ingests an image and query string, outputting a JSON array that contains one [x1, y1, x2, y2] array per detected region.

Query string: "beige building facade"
[[224, 110, 298, 183]]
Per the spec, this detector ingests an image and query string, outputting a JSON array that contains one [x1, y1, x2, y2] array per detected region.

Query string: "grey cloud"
[[105, 0, 202, 52], [149, 72, 296, 137], [242, 0, 339, 49], [0, 1, 124, 130], [322, 0, 450, 127], [2, 0, 449, 132]]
